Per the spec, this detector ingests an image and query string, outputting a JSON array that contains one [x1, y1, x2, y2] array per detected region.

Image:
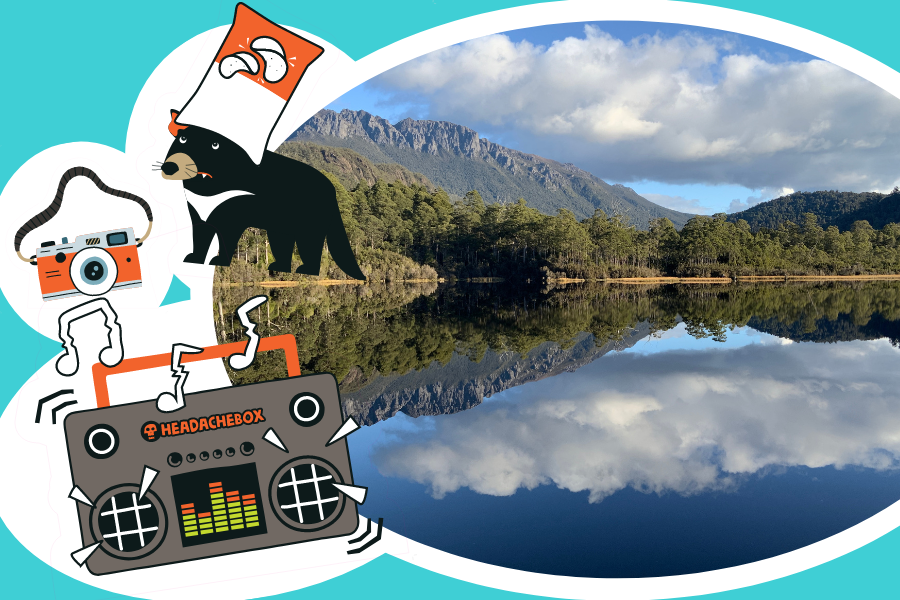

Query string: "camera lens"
[[83, 260, 105, 282], [71, 247, 118, 296]]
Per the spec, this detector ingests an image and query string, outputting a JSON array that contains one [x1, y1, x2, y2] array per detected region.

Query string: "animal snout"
[[160, 152, 196, 181]]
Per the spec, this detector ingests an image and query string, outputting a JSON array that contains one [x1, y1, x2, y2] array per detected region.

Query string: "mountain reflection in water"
[[216, 281, 900, 577]]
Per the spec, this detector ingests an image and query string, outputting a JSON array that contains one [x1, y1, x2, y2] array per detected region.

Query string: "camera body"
[[35, 227, 142, 301]]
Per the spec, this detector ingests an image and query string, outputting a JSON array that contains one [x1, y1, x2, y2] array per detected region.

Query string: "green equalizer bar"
[[180, 481, 260, 538]]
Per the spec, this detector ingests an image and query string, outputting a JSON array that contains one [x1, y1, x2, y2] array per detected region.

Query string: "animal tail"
[[327, 211, 366, 281]]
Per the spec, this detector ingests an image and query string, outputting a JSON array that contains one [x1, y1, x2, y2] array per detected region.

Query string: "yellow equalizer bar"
[[181, 503, 198, 537], [180, 481, 260, 538]]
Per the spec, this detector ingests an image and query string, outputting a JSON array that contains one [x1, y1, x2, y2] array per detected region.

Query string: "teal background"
[[2, 1, 898, 597], [159, 276, 192, 307]]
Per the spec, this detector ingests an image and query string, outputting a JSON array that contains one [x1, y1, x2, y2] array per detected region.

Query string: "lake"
[[215, 281, 900, 577]]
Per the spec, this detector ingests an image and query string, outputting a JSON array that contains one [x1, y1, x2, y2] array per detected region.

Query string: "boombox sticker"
[[65, 327, 369, 575]]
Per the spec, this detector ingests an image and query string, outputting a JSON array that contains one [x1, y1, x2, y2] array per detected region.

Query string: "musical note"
[[156, 343, 204, 412], [55, 298, 124, 376], [228, 295, 268, 370]]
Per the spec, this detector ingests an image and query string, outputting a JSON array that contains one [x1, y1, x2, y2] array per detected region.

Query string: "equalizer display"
[[171, 463, 268, 547]]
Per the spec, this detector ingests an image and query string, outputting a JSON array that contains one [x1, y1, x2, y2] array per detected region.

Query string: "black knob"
[[240, 442, 254, 456], [225, 447, 235, 457], [167, 452, 182, 467], [84, 424, 119, 459], [213, 449, 222, 459], [200, 451, 209, 461], [186, 453, 196, 463], [55, 252, 66, 263], [40, 241, 56, 248], [289, 393, 324, 427]]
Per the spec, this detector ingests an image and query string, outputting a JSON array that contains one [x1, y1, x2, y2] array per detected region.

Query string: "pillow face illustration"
[[175, 3, 324, 165]]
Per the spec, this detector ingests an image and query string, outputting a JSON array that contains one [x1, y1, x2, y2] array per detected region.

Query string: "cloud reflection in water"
[[371, 338, 900, 502]]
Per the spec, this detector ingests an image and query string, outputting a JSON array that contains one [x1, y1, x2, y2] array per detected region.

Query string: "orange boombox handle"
[[92, 334, 301, 408]]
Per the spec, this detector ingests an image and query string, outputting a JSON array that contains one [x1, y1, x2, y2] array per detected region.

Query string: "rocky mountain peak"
[[292, 109, 694, 227]]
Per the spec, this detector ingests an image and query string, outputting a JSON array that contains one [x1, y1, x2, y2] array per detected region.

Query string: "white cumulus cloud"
[[371, 26, 900, 191]]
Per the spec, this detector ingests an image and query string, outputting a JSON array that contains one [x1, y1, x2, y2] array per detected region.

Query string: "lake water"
[[216, 281, 900, 577]]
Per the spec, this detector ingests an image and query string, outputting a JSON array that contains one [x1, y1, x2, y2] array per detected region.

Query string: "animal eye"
[[179, 136, 187, 144], [212, 142, 220, 150]]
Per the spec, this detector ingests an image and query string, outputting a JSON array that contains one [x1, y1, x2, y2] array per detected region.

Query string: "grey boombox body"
[[64, 373, 358, 575]]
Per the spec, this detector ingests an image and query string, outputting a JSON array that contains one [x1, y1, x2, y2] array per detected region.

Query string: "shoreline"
[[215, 274, 900, 288], [552, 274, 900, 284], [219, 278, 442, 288]]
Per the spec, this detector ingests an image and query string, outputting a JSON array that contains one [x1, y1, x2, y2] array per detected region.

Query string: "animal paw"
[[208, 256, 233, 266], [183, 252, 205, 264], [268, 261, 292, 273], [295, 264, 321, 276]]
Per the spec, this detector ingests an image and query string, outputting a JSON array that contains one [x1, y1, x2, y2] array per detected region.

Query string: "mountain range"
[[341, 324, 653, 426], [287, 109, 694, 228]]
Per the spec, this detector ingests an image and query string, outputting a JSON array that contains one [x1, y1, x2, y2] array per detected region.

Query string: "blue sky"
[[327, 22, 900, 215]]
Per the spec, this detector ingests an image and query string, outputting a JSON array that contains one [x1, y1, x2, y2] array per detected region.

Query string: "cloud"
[[728, 198, 756, 213], [371, 340, 900, 502], [371, 26, 900, 191], [642, 193, 711, 214], [727, 186, 794, 213]]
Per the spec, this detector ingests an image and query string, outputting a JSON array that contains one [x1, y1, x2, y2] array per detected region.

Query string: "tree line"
[[214, 174, 900, 282], [727, 188, 900, 232], [331, 177, 900, 279]]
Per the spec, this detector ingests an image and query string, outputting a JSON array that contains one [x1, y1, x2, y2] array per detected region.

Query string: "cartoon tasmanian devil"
[[160, 110, 365, 279]]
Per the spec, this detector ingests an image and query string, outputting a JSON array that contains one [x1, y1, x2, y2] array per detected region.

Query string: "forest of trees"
[[728, 188, 900, 232], [214, 175, 900, 283], [216, 280, 900, 389]]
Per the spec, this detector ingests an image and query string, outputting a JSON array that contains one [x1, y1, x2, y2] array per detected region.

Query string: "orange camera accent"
[[35, 227, 143, 301]]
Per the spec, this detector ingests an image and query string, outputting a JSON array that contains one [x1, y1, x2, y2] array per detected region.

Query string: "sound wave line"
[[35, 389, 74, 423], [51, 400, 78, 424], [347, 517, 383, 554]]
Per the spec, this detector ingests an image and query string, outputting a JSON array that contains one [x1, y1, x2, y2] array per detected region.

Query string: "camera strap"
[[13, 167, 154, 264]]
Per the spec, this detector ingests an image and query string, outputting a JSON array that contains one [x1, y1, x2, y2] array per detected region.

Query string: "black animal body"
[[160, 112, 365, 279]]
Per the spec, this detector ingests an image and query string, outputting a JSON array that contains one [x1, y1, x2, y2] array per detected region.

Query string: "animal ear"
[[168, 109, 188, 137]]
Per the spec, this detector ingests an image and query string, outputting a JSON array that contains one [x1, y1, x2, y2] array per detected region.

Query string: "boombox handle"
[[91, 334, 301, 408]]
